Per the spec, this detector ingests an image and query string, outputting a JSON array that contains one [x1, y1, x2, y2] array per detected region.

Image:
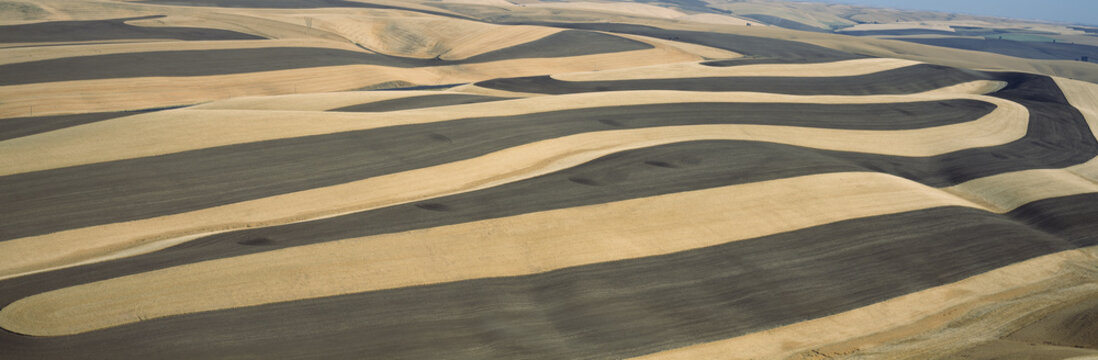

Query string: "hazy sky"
[[812, 0, 1098, 25]]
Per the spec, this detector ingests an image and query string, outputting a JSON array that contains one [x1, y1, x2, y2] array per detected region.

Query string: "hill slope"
[[1, 0, 1097, 359]]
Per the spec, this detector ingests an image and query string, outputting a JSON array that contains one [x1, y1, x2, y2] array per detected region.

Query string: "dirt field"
[[1, 0, 1097, 359]]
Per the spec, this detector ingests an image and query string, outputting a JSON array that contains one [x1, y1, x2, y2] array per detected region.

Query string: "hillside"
[[1, 0, 1097, 359]]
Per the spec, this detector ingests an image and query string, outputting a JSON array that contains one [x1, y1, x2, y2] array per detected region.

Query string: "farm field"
[[1, 0, 1097, 359]]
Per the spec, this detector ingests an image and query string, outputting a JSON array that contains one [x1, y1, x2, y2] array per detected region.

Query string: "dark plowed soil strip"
[[896, 37, 1098, 61], [475, 64, 992, 95], [136, 0, 477, 21], [738, 14, 824, 32], [1, 30, 649, 86], [458, 30, 652, 63], [1007, 193, 1098, 248], [0, 111, 148, 141], [840, 29, 958, 37], [139, 0, 403, 8], [0, 47, 410, 86], [0, 16, 264, 43], [3, 201, 1093, 359], [330, 94, 508, 112], [503, 21, 862, 61], [701, 57, 845, 67], [0, 99, 996, 241]]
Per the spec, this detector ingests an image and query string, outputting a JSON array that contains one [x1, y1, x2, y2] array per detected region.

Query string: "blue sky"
[[810, 0, 1098, 25]]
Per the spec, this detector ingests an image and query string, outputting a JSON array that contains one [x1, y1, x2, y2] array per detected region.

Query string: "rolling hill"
[[1, 0, 1097, 359]]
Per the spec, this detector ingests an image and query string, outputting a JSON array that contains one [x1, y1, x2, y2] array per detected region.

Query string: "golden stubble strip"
[[1054, 77, 1098, 144], [945, 167, 1098, 212], [0, 84, 1015, 176], [609, 33, 742, 60], [551, 57, 921, 82], [0, 39, 363, 66], [188, 90, 497, 112], [0, 171, 983, 336], [0, 44, 689, 118], [0, 64, 440, 118], [295, 11, 565, 61], [447, 83, 550, 98], [1056, 77, 1098, 182], [524, 1, 686, 19], [439, 25, 564, 61]]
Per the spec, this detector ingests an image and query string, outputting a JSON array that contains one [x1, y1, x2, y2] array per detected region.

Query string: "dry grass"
[[553, 57, 919, 81], [525, 1, 685, 19], [190, 90, 475, 111], [0, 39, 360, 66]]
